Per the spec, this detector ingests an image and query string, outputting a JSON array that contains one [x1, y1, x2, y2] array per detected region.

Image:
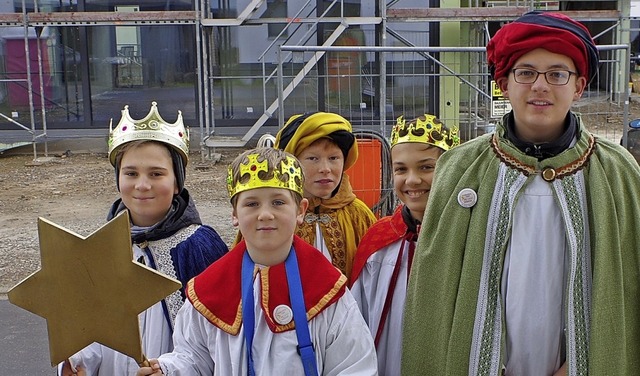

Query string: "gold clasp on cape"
[[304, 213, 331, 225], [542, 167, 557, 182]]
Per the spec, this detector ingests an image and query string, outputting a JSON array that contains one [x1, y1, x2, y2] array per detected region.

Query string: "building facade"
[[0, 0, 632, 149]]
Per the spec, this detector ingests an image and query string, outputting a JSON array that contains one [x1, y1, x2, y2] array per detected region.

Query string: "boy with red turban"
[[402, 11, 640, 376]]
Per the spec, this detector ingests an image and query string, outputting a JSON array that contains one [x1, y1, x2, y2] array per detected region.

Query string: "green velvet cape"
[[402, 116, 640, 375]]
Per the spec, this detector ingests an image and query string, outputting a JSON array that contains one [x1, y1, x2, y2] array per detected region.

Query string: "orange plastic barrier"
[[345, 138, 382, 214]]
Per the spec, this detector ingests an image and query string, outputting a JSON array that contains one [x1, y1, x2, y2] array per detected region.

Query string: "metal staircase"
[[204, 22, 349, 148]]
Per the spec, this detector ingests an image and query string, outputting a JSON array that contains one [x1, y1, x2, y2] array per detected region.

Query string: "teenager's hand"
[[60, 359, 86, 376], [553, 361, 567, 376], [137, 358, 163, 375]]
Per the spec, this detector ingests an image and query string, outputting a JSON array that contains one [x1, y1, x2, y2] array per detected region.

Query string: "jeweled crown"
[[108, 101, 189, 166], [391, 114, 461, 151], [227, 153, 304, 199]]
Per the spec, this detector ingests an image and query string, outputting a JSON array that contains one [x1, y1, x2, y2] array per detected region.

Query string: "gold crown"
[[108, 101, 189, 166], [391, 114, 460, 151], [227, 153, 304, 199]]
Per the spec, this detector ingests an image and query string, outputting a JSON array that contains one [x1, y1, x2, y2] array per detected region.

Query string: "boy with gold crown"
[[349, 114, 459, 376], [403, 11, 640, 376], [59, 102, 228, 376], [137, 147, 377, 376]]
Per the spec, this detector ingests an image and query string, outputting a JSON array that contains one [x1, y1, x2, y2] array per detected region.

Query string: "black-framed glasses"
[[511, 68, 577, 86]]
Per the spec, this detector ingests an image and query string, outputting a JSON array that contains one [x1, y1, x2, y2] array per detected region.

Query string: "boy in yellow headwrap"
[[402, 11, 640, 376], [274, 112, 377, 281]]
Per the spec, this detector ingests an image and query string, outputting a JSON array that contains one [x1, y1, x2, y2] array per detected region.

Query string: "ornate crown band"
[[391, 114, 461, 151], [108, 101, 189, 166], [227, 153, 304, 199]]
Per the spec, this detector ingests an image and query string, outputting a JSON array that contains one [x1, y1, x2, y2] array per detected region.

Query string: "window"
[[265, 0, 287, 38]]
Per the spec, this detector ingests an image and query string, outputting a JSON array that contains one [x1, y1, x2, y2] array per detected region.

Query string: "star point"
[[8, 211, 181, 367]]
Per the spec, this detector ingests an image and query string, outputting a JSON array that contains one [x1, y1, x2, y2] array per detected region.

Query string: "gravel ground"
[[0, 148, 243, 296]]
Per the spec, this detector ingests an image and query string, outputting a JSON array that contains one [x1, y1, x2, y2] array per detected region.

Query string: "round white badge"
[[273, 304, 293, 325], [457, 188, 478, 208]]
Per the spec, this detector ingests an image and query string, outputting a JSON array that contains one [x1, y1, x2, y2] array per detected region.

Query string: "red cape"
[[187, 235, 346, 335], [350, 206, 408, 285]]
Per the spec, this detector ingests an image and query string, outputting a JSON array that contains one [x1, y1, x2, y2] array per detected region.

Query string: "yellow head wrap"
[[275, 112, 358, 170]]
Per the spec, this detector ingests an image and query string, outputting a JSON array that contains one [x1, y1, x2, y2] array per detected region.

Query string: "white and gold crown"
[[227, 153, 304, 199], [108, 101, 189, 166], [391, 114, 460, 151]]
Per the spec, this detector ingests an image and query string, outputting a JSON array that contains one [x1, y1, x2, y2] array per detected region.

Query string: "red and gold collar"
[[187, 236, 346, 335]]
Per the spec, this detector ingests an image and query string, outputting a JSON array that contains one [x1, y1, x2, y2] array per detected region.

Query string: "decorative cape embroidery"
[[490, 133, 596, 181], [299, 173, 377, 280], [187, 236, 346, 335], [143, 224, 199, 326], [402, 116, 640, 375]]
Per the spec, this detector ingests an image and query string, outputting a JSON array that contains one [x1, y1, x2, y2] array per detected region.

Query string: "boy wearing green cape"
[[402, 11, 640, 376]]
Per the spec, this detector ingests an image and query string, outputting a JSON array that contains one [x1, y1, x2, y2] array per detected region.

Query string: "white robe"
[[501, 174, 566, 375], [351, 239, 411, 376], [314, 223, 332, 262], [157, 278, 378, 376]]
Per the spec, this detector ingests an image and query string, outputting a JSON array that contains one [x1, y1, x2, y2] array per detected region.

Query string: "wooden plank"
[[388, 7, 530, 21], [0, 8, 620, 27], [387, 8, 620, 22], [0, 11, 198, 26], [0, 13, 26, 25]]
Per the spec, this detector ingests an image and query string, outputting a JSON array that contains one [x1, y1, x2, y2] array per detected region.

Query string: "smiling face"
[[118, 142, 178, 227], [496, 48, 587, 143], [297, 138, 345, 200], [232, 187, 308, 265], [391, 142, 442, 222]]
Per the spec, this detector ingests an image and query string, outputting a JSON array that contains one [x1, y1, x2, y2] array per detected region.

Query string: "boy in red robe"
[[138, 147, 377, 375], [350, 114, 459, 375]]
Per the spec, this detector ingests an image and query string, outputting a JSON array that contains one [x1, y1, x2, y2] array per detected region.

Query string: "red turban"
[[487, 11, 598, 82]]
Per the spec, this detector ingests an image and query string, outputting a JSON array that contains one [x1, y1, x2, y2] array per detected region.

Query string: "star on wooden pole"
[[8, 211, 182, 367]]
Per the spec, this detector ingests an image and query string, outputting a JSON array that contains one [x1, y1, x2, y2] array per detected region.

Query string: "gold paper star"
[[8, 211, 181, 366]]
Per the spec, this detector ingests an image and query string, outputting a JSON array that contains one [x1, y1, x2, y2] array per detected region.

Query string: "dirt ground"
[[2, 98, 640, 295], [0, 148, 243, 295]]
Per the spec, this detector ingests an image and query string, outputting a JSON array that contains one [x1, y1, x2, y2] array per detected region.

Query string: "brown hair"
[[113, 140, 186, 192], [114, 140, 165, 167]]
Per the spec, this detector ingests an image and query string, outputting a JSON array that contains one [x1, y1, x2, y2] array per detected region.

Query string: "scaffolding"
[[0, 0, 632, 157]]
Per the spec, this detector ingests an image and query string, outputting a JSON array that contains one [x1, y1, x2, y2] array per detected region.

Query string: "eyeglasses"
[[511, 68, 577, 86]]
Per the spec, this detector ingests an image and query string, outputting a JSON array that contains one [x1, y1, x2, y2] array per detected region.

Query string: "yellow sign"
[[490, 80, 512, 118], [491, 81, 505, 98]]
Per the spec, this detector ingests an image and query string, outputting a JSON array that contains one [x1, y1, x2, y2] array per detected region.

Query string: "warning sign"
[[491, 81, 512, 118]]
